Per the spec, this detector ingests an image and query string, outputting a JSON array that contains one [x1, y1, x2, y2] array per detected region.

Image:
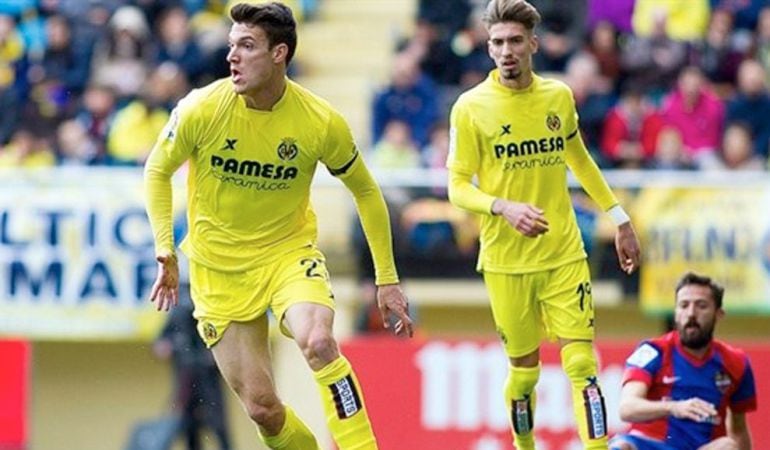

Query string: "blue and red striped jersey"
[[621, 331, 756, 449]]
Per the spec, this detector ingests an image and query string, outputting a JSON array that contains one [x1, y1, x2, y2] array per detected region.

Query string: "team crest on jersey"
[[546, 112, 561, 132], [714, 371, 732, 393], [277, 138, 299, 161]]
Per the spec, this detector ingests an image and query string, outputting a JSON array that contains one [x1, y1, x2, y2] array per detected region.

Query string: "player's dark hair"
[[230, 2, 297, 64], [675, 272, 724, 309], [483, 0, 541, 31]]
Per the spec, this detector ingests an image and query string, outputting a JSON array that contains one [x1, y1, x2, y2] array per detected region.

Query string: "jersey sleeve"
[[622, 341, 662, 386], [446, 99, 481, 174], [730, 357, 758, 413], [144, 93, 200, 257], [320, 109, 358, 172], [562, 89, 619, 212]]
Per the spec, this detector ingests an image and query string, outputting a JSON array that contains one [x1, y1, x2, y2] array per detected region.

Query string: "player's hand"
[[493, 199, 549, 237], [615, 222, 641, 274], [149, 254, 179, 312], [376, 284, 414, 338], [670, 398, 717, 423]]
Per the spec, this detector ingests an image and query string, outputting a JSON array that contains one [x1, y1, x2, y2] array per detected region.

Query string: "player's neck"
[[242, 76, 287, 111], [500, 70, 534, 90]]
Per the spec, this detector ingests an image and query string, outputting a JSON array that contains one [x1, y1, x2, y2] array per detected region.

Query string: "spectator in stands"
[[55, 119, 99, 165], [586, 0, 634, 35], [0, 13, 23, 144], [632, 0, 710, 42], [371, 119, 421, 169], [454, 9, 497, 89], [585, 20, 622, 91], [726, 59, 770, 158], [755, 6, 770, 85], [648, 126, 694, 170], [0, 127, 56, 167], [74, 83, 117, 164], [711, 0, 767, 33], [565, 52, 615, 157], [403, 19, 463, 88], [154, 6, 206, 85], [621, 11, 688, 98], [690, 8, 746, 95], [660, 66, 725, 169], [90, 5, 153, 99], [107, 62, 187, 165], [30, 14, 92, 96], [601, 85, 663, 168], [372, 50, 440, 148], [532, 6, 579, 73], [717, 122, 766, 170]]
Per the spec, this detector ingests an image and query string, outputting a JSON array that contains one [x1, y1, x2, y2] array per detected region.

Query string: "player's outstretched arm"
[[376, 284, 413, 337], [149, 254, 179, 312], [620, 381, 717, 423]]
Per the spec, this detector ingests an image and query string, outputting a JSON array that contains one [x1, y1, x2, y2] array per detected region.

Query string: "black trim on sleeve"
[[566, 129, 579, 140], [328, 150, 359, 177]]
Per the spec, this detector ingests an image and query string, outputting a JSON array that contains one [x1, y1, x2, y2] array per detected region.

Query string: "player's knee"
[[301, 331, 338, 366], [243, 392, 282, 427], [561, 342, 598, 381]]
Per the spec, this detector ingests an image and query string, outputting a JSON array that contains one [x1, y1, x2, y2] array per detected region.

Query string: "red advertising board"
[[342, 337, 769, 450], [0, 340, 29, 450]]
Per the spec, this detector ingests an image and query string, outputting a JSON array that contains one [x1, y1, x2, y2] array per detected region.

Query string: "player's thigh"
[[540, 260, 595, 341], [189, 259, 270, 347], [210, 315, 277, 400], [483, 271, 542, 358], [270, 246, 336, 338], [698, 437, 739, 450]]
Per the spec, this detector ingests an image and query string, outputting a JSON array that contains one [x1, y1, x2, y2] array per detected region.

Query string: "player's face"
[[487, 22, 538, 82], [674, 284, 723, 350], [226, 23, 283, 95]]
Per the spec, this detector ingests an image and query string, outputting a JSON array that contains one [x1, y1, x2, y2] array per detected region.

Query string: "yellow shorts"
[[483, 259, 595, 358], [189, 245, 335, 347]]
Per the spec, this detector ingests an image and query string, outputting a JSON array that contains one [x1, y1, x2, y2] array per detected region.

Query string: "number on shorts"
[[576, 281, 592, 311], [301, 258, 326, 279]]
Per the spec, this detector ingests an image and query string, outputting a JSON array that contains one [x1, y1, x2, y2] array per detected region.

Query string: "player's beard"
[[678, 319, 715, 350], [500, 67, 522, 80]]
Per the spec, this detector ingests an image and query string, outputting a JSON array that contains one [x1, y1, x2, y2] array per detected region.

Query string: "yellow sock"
[[313, 356, 377, 450], [561, 342, 608, 450], [259, 405, 320, 450], [504, 364, 540, 450]]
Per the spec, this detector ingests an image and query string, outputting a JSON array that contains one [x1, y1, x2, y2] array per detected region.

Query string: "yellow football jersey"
[[146, 78, 359, 271], [448, 70, 618, 274]]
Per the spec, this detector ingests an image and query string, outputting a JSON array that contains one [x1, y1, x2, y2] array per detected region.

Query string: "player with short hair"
[[144, 3, 413, 449], [447, 0, 641, 448], [610, 272, 756, 450]]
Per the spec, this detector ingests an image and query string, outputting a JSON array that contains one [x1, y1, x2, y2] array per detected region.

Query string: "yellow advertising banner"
[[0, 168, 187, 340], [635, 186, 770, 314]]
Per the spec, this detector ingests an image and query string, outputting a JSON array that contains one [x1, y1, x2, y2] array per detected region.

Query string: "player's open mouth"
[[231, 69, 242, 82]]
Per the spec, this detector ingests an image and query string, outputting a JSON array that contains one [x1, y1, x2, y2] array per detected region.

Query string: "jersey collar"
[[488, 69, 541, 95]]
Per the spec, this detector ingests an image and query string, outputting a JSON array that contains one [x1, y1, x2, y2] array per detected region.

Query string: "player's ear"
[[530, 32, 539, 55], [272, 43, 289, 64]]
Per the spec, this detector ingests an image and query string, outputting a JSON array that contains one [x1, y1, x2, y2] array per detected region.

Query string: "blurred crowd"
[[0, 0, 317, 167], [370, 0, 770, 173]]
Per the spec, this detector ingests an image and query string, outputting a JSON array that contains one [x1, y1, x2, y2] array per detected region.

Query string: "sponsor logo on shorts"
[[330, 375, 362, 419]]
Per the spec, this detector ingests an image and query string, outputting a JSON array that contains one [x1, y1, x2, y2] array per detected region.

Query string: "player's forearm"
[[144, 157, 176, 257], [732, 431, 751, 450], [619, 397, 674, 423], [447, 169, 496, 215], [565, 132, 618, 211], [340, 162, 399, 285]]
